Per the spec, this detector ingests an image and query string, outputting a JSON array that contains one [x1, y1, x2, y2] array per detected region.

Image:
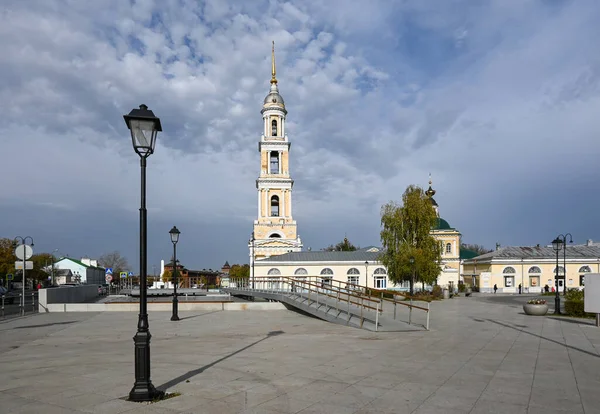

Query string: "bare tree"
[[98, 251, 130, 274]]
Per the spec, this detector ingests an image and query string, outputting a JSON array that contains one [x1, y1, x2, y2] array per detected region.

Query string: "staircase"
[[224, 277, 429, 332]]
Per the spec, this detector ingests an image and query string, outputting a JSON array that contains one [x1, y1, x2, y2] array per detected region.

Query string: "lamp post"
[[14, 236, 34, 315], [169, 226, 180, 321], [409, 256, 415, 295], [552, 237, 563, 315], [124, 104, 163, 402], [364, 261, 369, 289], [250, 232, 255, 290], [556, 233, 573, 296]]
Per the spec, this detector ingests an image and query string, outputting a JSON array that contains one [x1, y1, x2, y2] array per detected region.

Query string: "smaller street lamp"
[[364, 261, 369, 289], [169, 226, 180, 322], [409, 256, 416, 295], [552, 237, 563, 314]]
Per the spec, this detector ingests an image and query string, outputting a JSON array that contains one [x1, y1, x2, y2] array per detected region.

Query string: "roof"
[[56, 257, 104, 270], [460, 249, 480, 260], [464, 245, 600, 262], [432, 217, 453, 230], [258, 248, 384, 263]]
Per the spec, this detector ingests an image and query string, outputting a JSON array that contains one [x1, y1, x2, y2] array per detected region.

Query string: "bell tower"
[[249, 42, 302, 264]]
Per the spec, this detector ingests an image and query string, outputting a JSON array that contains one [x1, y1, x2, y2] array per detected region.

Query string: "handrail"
[[227, 275, 431, 330]]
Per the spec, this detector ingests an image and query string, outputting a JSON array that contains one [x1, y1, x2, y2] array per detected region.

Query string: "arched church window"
[[270, 195, 279, 217], [320, 268, 333, 275], [270, 151, 279, 174], [446, 243, 452, 254], [295, 268, 308, 275], [374, 268, 387, 275], [271, 119, 277, 136], [267, 268, 281, 275], [347, 268, 360, 275], [528, 266, 541, 274], [503, 267, 516, 274]]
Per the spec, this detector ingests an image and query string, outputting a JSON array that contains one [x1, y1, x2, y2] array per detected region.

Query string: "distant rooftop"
[[258, 246, 383, 263], [464, 244, 600, 262]]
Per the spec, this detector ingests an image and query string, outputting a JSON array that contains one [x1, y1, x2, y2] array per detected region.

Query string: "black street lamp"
[[124, 104, 163, 402], [556, 233, 573, 296], [552, 237, 563, 315], [169, 226, 180, 322], [364, 261, 369, 289], [409, 256, 415, 296], [250, 232, 255, 290]]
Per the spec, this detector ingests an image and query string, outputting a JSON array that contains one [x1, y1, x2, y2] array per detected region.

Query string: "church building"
[[248, 43, 461, 291]]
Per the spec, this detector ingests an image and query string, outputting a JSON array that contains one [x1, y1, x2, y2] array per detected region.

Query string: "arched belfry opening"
[[270, 151, 279, 174], [271, 119, 277, 136], [270, 195, 279, 217]]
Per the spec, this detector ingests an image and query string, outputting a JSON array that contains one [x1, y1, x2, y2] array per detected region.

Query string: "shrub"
[[458, 283, 466, 293], [431, 285, 443, 299], [564, 288, 590, 317]]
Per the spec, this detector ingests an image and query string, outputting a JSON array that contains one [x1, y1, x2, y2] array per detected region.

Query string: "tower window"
[[446, 243, 452, 254], [270, 151, 279, 174], [271, 119, 277, 136], [270, 195, 279, 217]]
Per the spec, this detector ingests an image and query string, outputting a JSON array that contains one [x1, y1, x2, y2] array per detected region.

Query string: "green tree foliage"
[[229, 264, 250, 278], [0, 238, 17, 278], [323, 237, 359, 252], [460, 243, 492, 255], [28, 253, 55, 284], [379, 185, 442, 294]]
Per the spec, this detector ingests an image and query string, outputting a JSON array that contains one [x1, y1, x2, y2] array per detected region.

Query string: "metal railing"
[[1, 291, 38, 319], [229, 276, 430, 330]]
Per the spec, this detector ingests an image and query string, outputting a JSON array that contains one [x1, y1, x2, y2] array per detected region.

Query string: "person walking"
[[518, 283, 522, 294], [493, 284, 498, 294]]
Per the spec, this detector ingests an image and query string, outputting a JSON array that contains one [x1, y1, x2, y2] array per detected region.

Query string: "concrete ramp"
[[224, 278, 427, 332]]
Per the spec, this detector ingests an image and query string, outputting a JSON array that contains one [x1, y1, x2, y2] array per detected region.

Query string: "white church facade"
[[248, 43, 461, 292]]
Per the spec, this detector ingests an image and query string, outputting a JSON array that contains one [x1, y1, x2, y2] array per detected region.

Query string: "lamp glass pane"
[[130, 119, 156, 153]]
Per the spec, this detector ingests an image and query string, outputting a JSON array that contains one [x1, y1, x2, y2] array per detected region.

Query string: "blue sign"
[[105, 268, 113, 275], [128, 272, 134, 277], [120, 272, 127, 279], [7, 274, 13, 280]]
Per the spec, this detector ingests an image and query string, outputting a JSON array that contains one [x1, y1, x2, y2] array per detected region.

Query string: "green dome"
[[433, 217, 452, 230]]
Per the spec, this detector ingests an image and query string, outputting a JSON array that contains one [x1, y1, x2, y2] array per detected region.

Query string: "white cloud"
[[1, 0, 600, 269]]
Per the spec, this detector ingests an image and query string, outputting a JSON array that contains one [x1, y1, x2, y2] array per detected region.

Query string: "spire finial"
[[425, 173, 436, 198], [271, 41, 277, 84]]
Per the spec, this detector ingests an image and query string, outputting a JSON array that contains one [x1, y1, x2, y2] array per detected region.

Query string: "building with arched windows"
[[462, 240, 600, 293], [248, 44, 462, 291]]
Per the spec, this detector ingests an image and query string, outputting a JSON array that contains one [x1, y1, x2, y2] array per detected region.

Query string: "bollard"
[[32, 292, 35, 313], [426, 302, 430, 330], [1, 295, 4, 318], [19, 293, 23, 316], [394, 296, 397, 320], [380, 292, 384, 312], [409, 299, 413, 325], [596, 314, 600, 328], [375, 301, 379, 332]]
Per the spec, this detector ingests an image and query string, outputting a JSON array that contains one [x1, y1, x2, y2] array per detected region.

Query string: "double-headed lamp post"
[[551, 237, 563, 315], [169, 226, 180, 322], [124, 104, 163, 402], [14, 236, 34, 314]]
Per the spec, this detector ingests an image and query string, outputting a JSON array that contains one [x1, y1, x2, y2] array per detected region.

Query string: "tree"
[[460, 243, 492, 256], [98, 251, 130, 274], [229, 264, 250, 278], [28, 253, 55, 284], [323, 237, 359, 252], [379, 185, 442, 295], [0, 238, 17, 277]]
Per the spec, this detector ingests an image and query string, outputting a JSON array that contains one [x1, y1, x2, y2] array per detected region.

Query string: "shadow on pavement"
[[156, 330, 285, 392], [11, 321, 78, 330], [547, 316, 596, 326], [485, 318, 600, 359], [178, 311, 222, 321]]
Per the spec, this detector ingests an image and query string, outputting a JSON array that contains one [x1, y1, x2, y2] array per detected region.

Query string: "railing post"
[[19, 293, 23, 316], [1, 295, 4, 318], [347, 295, 351, 322], [32, 292, 35, 313], [380, 292, 384, 312], [426, 302, 430, 330], [375, 301, 379, 332], [409, 299, 413, 325], [360, 297, 363, 327], [393, 296, 397, 320]]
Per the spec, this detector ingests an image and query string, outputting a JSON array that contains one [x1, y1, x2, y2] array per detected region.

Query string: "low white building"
[[53, 257, 105, 285]]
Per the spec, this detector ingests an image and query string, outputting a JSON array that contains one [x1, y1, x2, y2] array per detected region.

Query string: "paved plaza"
[[1, 295, 600, 413]]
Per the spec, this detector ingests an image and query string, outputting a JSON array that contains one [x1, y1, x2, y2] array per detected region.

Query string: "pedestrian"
[[37, 282, 41, 290], [518, 283, 522, 294], [493, 284, 497, 294]]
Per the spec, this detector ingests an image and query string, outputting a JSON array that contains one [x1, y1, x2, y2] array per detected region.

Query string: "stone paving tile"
[[469, 400, 528, 414]]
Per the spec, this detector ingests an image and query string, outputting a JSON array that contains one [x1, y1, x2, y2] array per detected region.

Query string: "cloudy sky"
[[1, 0, 599, 272]]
